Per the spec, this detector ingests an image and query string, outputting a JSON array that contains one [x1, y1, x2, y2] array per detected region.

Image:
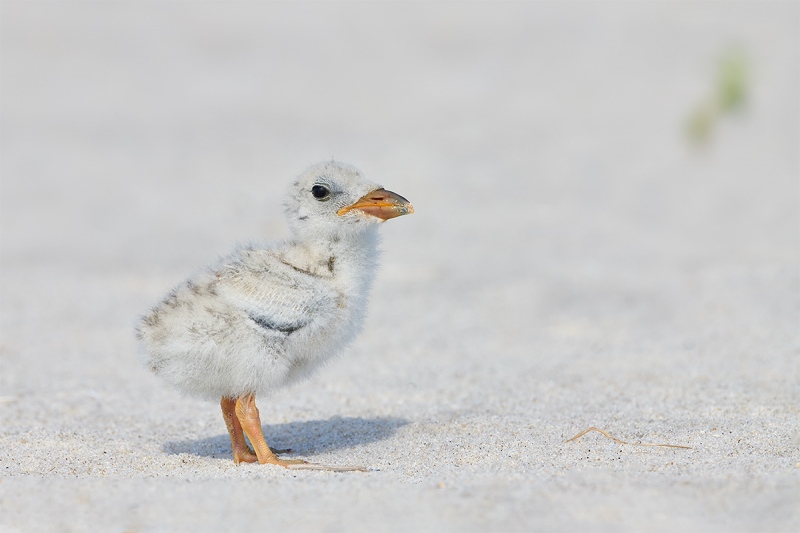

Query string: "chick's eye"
[[311, 185, 331, 200]]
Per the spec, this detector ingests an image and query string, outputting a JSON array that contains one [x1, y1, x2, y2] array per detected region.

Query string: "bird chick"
[[135, 161, 413, 468]]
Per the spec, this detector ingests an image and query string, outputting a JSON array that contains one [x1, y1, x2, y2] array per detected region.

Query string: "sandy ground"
[[1, 2, 798, 532]]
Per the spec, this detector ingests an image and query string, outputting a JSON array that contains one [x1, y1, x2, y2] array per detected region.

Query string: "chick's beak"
[[337, 188, 414, 221]]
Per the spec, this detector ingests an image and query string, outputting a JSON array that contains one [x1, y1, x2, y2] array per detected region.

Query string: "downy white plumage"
[[136, 161, 413, 468]]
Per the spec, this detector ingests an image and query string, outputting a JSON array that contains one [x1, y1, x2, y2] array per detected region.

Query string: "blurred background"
[[1, 1, 798, 530]]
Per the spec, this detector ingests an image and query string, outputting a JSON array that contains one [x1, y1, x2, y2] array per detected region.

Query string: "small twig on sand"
[[566, 427, 692, 449]]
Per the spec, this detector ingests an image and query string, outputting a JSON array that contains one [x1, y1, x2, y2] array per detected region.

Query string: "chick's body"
[[138, 232, 377, 400], [135, 161, 412, 468]]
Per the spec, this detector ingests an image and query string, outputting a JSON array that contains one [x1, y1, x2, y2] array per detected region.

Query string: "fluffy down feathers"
[[135, 161, 406, 400]]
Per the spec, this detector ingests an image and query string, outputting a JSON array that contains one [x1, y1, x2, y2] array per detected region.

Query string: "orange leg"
[[221, 397, 257, 464], [234, 394, 307, 467]]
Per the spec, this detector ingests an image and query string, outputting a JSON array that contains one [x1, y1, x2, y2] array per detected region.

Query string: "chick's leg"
[[221, 396, 257, 464], [234, 394, 307, 467]]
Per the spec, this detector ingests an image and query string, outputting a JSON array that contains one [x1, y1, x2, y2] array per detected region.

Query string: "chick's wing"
[[214, 248, 338, 335]]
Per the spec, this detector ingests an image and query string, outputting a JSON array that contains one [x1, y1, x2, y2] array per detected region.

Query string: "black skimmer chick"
[[136, 161, 413, 468]]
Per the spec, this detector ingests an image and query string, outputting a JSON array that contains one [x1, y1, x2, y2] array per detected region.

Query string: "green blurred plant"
[[687, 48, 749, 145]]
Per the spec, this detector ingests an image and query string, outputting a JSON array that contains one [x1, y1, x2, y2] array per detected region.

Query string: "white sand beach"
[[1, 2, 798, 531]]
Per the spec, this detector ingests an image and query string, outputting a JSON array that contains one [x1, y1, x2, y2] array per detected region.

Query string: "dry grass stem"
[[567, 427, 692, 449]]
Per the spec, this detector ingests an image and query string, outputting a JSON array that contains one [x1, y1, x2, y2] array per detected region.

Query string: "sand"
[[1, 2, 798, 531]]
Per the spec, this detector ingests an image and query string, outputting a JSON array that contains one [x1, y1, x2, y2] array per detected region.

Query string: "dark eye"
[[311, 185, 331, 200]]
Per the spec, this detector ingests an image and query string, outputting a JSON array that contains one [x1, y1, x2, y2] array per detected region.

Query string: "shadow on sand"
[[164, 416, 408, 460]]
